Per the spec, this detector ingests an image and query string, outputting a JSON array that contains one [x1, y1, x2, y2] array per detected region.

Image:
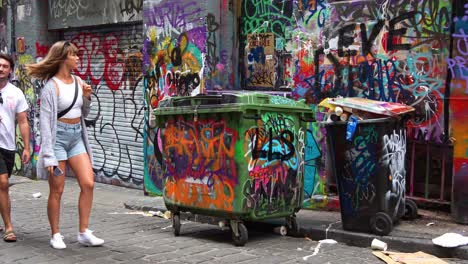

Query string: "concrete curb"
[[296, 222, 462, 259], [123, 201, 468, 260]]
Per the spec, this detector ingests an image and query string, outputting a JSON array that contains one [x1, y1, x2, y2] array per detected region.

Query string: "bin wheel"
[[172, 213, 181, 236], [286, 217, 299, 236], [371, 212, 393, 236], [403, 199, 418, 220], [232, 222, 248, 247]]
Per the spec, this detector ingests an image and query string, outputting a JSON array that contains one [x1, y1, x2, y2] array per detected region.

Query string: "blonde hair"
[[26, 40, 78, 81]]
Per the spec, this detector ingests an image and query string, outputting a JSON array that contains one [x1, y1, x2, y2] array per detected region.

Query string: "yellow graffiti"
[[17, 54, 33, 65]]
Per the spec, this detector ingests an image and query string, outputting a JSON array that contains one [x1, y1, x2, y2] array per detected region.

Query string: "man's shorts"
[[0, 147, 15, 177]]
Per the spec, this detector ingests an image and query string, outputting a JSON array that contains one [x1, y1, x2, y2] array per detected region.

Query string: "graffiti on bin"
[[382, 129, 407, 219], [270, 96, 298, 106], [243, 113, 302, 216], [165, 174, 235, 211], [161, 118, 238, 211], [340, 126, 378, 216]]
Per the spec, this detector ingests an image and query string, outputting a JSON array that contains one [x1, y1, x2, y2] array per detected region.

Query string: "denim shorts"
[[54, 121, 87, 161]]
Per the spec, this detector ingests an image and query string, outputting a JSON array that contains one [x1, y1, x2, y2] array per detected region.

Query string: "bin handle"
[[300, 116, 316, 122], [243, 114, 261, 120]]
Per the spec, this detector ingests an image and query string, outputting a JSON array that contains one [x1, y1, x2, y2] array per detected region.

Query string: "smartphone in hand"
[[53, 166, 63, 176]]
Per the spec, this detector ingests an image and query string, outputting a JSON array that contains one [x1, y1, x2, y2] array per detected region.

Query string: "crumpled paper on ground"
[[432, 233, 468, 248]]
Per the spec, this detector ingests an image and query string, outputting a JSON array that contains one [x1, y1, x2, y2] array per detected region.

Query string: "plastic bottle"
[[346, 116, 358, 141]]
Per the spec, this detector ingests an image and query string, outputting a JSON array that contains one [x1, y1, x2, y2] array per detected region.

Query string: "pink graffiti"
[[249, 164, 288, 194]]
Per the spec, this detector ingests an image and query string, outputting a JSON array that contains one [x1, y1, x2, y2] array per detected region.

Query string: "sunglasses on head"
[[62, 41, 71, 52]]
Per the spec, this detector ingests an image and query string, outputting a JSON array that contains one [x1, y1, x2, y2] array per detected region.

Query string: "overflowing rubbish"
[[373, 251, 448, 264], [319, 97, 417, 236], [371, 238, 388, 251], [432, 233, 468, 248], [319, 97, 415, 123]]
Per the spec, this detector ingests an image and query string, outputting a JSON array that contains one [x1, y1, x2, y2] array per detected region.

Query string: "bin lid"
[[328, 97, 415, 116], [153, 93, 314, 116]]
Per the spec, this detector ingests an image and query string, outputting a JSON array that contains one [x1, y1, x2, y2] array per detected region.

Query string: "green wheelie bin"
[[153, 93, 314, 246]]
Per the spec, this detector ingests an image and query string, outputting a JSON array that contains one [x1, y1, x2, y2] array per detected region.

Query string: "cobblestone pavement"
[[1, 177, 466, 264]]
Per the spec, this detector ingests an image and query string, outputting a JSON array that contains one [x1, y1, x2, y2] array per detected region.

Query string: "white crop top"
[[53, 76, 83, 119]]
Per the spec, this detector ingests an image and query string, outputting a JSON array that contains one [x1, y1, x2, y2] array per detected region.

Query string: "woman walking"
[[27, 41, 104, 249]]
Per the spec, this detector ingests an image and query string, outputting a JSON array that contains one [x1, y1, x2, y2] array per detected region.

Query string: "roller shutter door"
[[64, 24, 144, 188]]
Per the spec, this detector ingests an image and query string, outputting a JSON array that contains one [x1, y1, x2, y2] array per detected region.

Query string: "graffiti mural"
[[240, 0, 456, 208], [450, 0, 468, 223], [143, 1, 205, 107], [143, 0, 206, 195], [11, 54, 42, 178], [289, 0, 450, 143], [143, 0, 235, 195], [240, 0, 295, 90]]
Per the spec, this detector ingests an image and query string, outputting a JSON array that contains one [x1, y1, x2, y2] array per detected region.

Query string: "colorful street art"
[[143, 0, 235, 195], [12, 55, 40, 178], [450, 0, 468, 223], [5, 0, 454, 211], [240, 0, 455, 208]]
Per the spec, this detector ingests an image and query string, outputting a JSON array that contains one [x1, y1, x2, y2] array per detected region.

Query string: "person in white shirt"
[[0, 53, 30, 242]]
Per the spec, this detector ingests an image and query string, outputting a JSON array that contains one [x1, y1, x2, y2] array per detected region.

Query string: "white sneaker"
[[50, 233, 66, 249], [77, 229, 104, 246]]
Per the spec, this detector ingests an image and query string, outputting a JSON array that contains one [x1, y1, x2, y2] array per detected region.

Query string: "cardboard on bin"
[[328, 97, 415, 117]]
